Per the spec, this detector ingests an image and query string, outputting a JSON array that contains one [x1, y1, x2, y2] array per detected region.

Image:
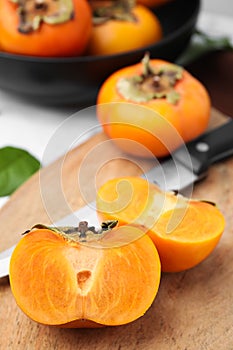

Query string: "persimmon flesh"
[[151, 202, 225, 272], [96, 177, 225, 272], [10, 223, 161, 327]]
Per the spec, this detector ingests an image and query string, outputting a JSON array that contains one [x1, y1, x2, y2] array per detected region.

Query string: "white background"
[[203, 0, 233, 16]]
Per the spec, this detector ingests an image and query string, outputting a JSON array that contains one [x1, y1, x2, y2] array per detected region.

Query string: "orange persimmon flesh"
[[10, 224, 161, 327], [96, 177, 225, 272], [151, 202, 225, 272]]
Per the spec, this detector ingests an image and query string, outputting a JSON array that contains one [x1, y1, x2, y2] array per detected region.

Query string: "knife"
[[144, 118, 233, 191], [1, 119, 233, 278]]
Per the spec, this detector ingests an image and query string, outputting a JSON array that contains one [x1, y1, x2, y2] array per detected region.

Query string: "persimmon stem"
[[13, 0, 74, 33], [141, 52, 154, 77], [78, 221, 90, 238], [23, 221, 118, 243], [34, 0, 47, 10]]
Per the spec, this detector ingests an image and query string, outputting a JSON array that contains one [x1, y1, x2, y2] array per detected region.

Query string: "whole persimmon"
[[0, 0, 92, 57], [10, 221, 161, 327], [87, 0, 162, 55], [97, 54, 211, 158], [96, 177, 225, 272]]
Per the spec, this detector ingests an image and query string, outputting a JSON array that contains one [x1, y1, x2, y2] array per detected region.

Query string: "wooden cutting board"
[[1, 109, 233, 350]]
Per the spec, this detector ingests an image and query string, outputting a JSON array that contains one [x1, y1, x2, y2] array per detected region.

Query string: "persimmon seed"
[[77, 270, 92, 291]]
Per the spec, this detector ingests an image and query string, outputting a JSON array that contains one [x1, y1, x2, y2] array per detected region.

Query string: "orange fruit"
[[10, 222, 161, 326], [97, 177, 225, 272]]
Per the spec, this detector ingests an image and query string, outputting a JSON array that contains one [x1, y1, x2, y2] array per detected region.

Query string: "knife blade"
[[1, 119, 233, 278], [0, 245, 16, 279]]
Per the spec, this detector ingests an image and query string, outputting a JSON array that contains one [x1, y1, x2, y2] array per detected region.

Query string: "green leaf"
[[0, 146, 40, 197], [176, 30, 233, 66]]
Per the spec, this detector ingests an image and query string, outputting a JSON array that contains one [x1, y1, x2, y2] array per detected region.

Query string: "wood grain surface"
[[0, 109, 233, 350]]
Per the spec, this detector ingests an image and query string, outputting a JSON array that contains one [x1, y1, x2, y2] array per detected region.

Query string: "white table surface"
[[0, 11, 232, 207]]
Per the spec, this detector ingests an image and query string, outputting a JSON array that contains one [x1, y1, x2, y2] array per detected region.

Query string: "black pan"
[[0, 0, 200, 105]]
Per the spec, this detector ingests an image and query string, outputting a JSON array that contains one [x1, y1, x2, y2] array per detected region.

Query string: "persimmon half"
[[87, 1, 162, 55], [0, 0, 92, 57], [97, 54, 211, 158], [96, 177, 225, 272], [10, 221, 161, 327]]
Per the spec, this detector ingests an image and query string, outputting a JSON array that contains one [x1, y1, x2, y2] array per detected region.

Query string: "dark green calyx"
[[201, 200, 216, 207], [11, 0, 74, 33], [117, 53, 183, 104], [23, 220, 118, 243], [91, 0, 136, 25]]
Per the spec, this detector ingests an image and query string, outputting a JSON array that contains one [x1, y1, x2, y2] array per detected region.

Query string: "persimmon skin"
[[10, 225, 161, 327], [97, 59, 211, 158], [0, 0, 92, 57], [97, 177, 225, 272], [87, 4, 162, 56]]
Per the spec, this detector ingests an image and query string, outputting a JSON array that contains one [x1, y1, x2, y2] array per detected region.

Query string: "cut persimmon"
[[10, 221, 161, 327], [150, 201, 225, 272], [97, 177, 225, 272]]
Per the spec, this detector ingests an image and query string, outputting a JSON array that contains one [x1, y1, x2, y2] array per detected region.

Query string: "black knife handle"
[[174, 119, 233, 175]]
